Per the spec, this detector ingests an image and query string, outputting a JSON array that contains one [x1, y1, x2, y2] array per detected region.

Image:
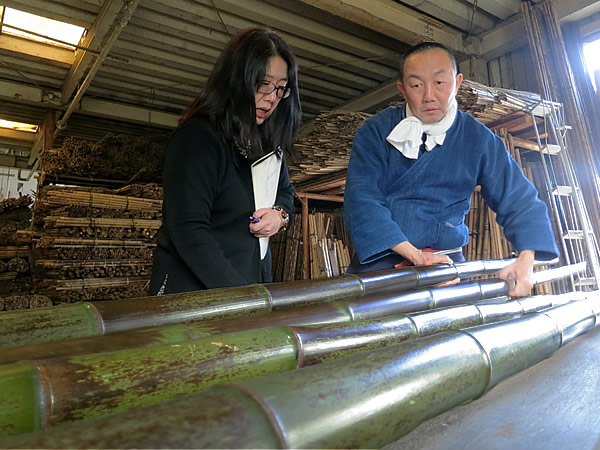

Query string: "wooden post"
[[298, 194, 310, 280]]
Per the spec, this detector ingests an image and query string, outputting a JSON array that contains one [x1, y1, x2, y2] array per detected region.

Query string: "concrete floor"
[[386, 324, 600, 449]]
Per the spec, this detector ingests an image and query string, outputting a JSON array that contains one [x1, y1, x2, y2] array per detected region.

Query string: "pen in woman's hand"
[[249, 216, 261, 223]]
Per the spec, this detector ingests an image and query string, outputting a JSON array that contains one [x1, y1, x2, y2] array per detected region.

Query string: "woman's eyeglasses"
[[257, 81, 291, 99]]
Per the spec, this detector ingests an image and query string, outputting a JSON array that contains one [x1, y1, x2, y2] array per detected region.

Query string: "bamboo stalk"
[[40, 189, 162, 211], [0, 291, 583, 437], [1, 291, 596, 448], [0, 259, 527, 349], [43, 217, 161, 229]]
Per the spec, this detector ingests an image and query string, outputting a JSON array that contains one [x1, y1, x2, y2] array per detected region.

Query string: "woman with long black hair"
[[150, 28, 301, 294]]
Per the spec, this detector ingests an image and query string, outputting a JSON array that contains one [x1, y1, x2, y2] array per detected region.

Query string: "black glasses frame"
[[256, 80, 291, 99]]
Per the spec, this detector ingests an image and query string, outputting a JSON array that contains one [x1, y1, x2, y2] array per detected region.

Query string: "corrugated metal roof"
[[0, 0, 598, 170]]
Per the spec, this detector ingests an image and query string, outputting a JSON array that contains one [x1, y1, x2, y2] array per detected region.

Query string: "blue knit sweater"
[[344, 106, 559, 264]]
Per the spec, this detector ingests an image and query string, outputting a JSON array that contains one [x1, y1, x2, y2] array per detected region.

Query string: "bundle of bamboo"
[[289, 111, 371, 184], [271, 211, 352, 281], [270, 214, 303, 282], [31, 184, 162, 303], [1, 294, 52, 311], [41, 134, 166, 183], [0, 196, 33, 303], [456, 79, 555, 125]]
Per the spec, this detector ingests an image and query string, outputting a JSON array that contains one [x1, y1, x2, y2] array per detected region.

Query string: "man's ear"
[[397, 80, 406, 97], [454, 73, 463, 92]]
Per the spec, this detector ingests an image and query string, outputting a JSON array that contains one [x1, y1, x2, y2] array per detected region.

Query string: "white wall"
[[0, 168, 38, 200]]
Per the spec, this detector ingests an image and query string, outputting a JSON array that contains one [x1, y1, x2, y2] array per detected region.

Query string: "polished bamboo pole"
[[0, 272, 586, 437], [0, 259, 524, 349], [0, 262, 575, 364], [2, 292, 597, 448]]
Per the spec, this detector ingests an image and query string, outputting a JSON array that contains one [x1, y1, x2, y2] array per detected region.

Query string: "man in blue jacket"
[[344, 42, 559, 296]]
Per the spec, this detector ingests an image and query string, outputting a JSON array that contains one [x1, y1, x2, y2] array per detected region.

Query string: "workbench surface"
[[387, 324, 600, 449]]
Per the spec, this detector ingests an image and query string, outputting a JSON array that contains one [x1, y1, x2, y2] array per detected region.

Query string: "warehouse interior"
[[0, 0, 600, 448]]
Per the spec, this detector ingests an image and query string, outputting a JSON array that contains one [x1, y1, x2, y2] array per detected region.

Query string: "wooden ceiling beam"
[[401, 0, 496, 34], [487, 112, 535, 133], [28, 110, 55, 166], [0, 79, 178, 129], [0, 35, 74, 65], [480, 0, 600, 59], [0, 0, 95, 28], [298, 0, 472, 55], [0, 128, 36, 143], [61, 0, 127, 103], [296, 192, 345, 203]]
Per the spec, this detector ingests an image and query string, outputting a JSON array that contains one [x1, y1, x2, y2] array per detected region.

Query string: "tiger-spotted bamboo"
[[2, 292, 597, 449], [0, 286, 588, 437], [0, 258, 524, 349], [0, 261, 576, 365]]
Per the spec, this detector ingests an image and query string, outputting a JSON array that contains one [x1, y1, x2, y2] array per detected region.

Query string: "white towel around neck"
[[386, 99, 458, 159]]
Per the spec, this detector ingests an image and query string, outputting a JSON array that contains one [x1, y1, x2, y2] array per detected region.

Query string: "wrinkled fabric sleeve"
[[162, 122, 247, 288], [344, 118, 408, 264], [477, 134, 559, 261]]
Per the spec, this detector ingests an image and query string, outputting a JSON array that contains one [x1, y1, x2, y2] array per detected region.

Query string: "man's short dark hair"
[[398, 42, 459, 81]]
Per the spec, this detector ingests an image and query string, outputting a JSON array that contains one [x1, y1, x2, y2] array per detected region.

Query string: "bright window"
[[0, 119, 38, 133], [583, 38, 600, 91], [0, 6, 85, 49]]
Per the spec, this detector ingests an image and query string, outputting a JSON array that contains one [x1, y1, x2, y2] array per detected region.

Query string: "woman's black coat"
[[149, 117, 295, 294]]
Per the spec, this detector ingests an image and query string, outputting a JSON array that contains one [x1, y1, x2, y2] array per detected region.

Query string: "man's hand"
[[497, 250, 535, 297], [391, 241, 459, 287], [391, 241, 453, 265], [249, 208, 284, 238]]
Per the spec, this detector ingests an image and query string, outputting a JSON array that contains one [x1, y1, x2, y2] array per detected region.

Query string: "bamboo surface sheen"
[[0, 260, 519, 350], [0, 261, 582, 436], [0, 291, 584, 436], [0, 286, 596, 448], [0, 262, 586, 440], [0, 262, 584, 366]]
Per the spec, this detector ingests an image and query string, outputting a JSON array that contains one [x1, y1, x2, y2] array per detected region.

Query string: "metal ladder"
[[530, 102, 600, 290]]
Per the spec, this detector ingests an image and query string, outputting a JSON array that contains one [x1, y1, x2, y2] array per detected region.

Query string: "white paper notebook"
[[251, 151, 282, 260]]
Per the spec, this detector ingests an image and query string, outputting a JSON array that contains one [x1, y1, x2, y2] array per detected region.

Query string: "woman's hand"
[[249, 207, 284, 238]]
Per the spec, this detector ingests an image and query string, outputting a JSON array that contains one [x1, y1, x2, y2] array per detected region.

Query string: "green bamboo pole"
[[0, 261, 578, 365], [0, 259, 522, 349], [0, 362, 43, 437], [0, 303, 102, 350], [2, 295, 597, 449], [0, 290, 588, 437]]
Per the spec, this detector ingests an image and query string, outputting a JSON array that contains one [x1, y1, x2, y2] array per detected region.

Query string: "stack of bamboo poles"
[[289, 111, 371, 184], [31, 184, 162, 303], [463, 191, 512, 262], [0, 294, 52, 311], [0, 196, 34, 304], [41, 134, 165, 184], [271, 211, 352, 281], [456, 79, 553, 125], [270, 214, 303, 282], [308, 212, 352, 279], [522, 0, 600, 247]]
